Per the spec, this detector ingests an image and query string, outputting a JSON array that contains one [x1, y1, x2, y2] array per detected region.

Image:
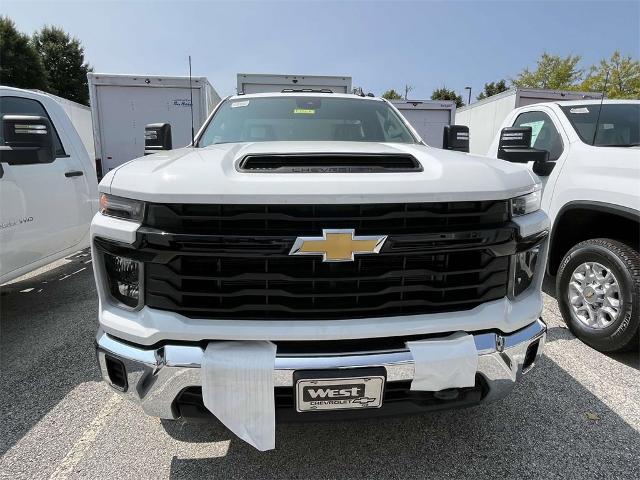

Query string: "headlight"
[[99, 194, 144, 221], [103, 252, 142, 308], [510, 244, 541, 297], [510, 189, 541, 217]]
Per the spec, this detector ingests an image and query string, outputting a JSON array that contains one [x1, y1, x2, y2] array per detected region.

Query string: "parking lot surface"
[[1, 252, 638, 480]]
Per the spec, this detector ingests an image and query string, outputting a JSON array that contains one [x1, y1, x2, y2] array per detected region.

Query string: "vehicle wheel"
[[556, 238, 639, 352]]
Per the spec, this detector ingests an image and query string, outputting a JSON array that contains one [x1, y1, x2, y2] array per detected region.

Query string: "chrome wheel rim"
[[567, 261, 622, 330]]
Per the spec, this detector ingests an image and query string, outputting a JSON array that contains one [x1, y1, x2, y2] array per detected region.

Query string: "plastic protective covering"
[[201, 341, 277, 451], [407, 332, 478, 391]]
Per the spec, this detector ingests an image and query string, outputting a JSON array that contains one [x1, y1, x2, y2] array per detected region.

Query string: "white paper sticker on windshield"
[[521, 120, 544, 145], [569, 107, 590, 114], [231, 100, 250, 108]]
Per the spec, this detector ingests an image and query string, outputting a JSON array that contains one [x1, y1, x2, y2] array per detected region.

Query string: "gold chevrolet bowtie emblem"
[[289, 229, 387, 262]]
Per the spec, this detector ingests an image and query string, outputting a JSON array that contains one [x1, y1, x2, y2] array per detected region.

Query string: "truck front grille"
[[127, 201, 514, 320]]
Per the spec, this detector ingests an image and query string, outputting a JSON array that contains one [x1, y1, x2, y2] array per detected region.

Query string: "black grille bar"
[[144, 201, 509, 236]]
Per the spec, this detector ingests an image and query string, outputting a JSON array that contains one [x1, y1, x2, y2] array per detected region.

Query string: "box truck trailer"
[[455, 88, 602, 154], [237, 73, 352, 94], [87, 73, 221, 177], [391, 100, 456, 148]]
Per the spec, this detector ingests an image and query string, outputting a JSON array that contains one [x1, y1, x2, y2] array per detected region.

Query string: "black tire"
[[556, 238, 640, 352]]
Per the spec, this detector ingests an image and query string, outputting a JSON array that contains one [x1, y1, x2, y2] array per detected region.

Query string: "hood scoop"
[[237, 153, 423, 173]]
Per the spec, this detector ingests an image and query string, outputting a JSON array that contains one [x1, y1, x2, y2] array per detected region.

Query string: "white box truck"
[[455, 88, 602, 154], [391, 100, 456, 148], [87, 73, 221, 177], [237, 73, 352, 94]]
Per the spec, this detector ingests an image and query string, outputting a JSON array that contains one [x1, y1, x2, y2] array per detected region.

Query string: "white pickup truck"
[[93, 92, 548, 450], [487, 100, 639, 352], [0, 87, 98, 285]]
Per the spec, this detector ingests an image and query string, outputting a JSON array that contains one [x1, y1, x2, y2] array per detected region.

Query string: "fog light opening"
[[522, 340, 540, 372], [102, 252, 141, 308], [511, 244, 541, 297], [105, 355, 128, 392]]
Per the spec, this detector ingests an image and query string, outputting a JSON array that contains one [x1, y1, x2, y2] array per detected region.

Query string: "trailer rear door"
[[96, 85, 203, 172], [392, 102, 454, 148]]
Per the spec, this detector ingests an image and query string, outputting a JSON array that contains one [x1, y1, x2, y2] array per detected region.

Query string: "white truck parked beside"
[[93, 92, 548, 450], [87, 73, 221, 178], [0, 86, 98, 284], [455, 88, 602, 155], [486, 100, 639, 352]]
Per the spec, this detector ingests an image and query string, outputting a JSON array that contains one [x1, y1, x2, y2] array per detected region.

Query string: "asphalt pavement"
[[1, 251, 638, 480]]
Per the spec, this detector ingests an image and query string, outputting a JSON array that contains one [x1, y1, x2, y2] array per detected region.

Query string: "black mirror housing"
[[533, 160, 555, 176], [497, 126, 550, 164], [144, 123, 172, 155], [0, 115, 55, 164], [498, 126, 532, 148], [443, 125, 469, 152]]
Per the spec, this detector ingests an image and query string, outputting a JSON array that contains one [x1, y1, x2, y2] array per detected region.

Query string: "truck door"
[[0, 95, 91, 280]]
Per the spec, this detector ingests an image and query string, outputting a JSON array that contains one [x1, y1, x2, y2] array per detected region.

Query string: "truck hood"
[[102, 141, 538, 204]]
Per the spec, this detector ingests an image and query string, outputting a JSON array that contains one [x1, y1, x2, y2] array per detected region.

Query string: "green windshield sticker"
[[521, 120, 545, 145], [293, 108, 315, 114]]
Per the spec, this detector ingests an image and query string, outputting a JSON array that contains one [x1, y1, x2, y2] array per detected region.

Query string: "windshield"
[[560, 103, 640, 147], [198, 96, 417, 146]]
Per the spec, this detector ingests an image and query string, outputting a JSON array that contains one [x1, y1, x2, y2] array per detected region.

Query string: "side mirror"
[[497, 127, 549, 164], [0, 115, 55, 165], [443, 125, 469, 152], [144, 123, 172, 155]]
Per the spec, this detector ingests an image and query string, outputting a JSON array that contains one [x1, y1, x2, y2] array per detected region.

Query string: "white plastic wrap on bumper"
[[407, 332, 478, 391], [201, 341, 277, 451]]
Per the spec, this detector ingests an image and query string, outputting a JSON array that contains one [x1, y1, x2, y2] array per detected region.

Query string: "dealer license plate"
[[294, 369, 385, 412]]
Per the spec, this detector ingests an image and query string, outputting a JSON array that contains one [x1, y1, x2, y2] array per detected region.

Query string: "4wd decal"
[[1, 216, 34, 229]]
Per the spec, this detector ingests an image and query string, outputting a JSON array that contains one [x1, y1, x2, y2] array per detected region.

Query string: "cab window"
[[0, 96, 66, 157], [513, 111, 564, 161]]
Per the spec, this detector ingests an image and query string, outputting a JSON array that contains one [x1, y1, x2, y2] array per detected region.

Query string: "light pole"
[[404, 84, 413, 100], [464, 86, 472, 105]]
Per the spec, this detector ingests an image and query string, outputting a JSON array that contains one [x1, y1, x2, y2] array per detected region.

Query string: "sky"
[[4, 0, 639, 100]]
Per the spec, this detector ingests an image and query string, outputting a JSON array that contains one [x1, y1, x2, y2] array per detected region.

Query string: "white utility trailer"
[[391, 100, 456, 148], [87, 73, 220, 176], [237, 73, 352, 94], [455, 87, 602, 154]]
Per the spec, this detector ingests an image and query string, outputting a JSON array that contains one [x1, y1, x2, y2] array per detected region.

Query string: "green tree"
[[581, 51, 640, 99], [0, 16, 48, 90], [512, 53, 583, 89], [431, 87, 464, 108], [381, 89, 403, 100], [32, 25, 92, 105], [477, 79, 509, 100]]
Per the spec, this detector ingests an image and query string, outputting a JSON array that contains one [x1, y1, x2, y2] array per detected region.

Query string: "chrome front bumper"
[[96, 319, 546, 419]]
